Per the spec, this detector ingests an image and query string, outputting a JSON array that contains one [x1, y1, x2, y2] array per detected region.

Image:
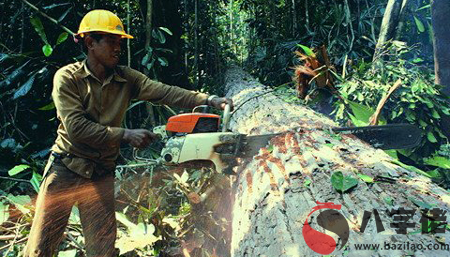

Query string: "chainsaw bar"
[[331, 124, 422, 150], [238, 124, 422, 157], [238, 133, 281, 158]]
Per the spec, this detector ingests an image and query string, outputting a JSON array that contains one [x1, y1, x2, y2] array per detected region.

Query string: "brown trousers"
[[23, 156, 118, 257]]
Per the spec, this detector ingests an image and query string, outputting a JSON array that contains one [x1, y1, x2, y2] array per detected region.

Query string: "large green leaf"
[[297, 44, 315, 57], [42, 44, 53, 57], [158, 57, 168, 67], [1, 138, 17, 149], [152, 29, 166, 44], [388, 159, 431, 178], [8, 164, 31, 176], [6, 194, 31, 215], [0, 53, 9, 62], [346, 100, 385, 126], [13, 74, 36, 99], [331, 171, 358, 193], [2, 60, 30, 88], [57, 249, 77, 257], [159, 27, 173, 36], [38, 102, 55, 111], [0, 202, 9, 225], [116, 212, 161, 254], [30, 16, 48, 44], [58, 7, 72, 22], [30, 171, 43, 193], [413, 16, 425, 33], [69, 206, 80, 225], [427, 132, 438, 143], [56, 32, 69, 45], [43, 3, 70, 9], [357, 174, 374, 183], [384, 150, 398, 159], [141, 52, 151, 66], [417, 4, 430, 11], [116, 212, 138, 230], [424, 156, 450, 169], [409, 197, 433, 209]]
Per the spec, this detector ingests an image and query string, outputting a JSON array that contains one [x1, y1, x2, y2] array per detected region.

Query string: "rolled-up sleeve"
[[52, 69, 124, 149], [127, 68, 208, 109]]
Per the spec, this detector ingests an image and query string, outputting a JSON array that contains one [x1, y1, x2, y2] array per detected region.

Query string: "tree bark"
[[144, 0, 155, 126], [224, 66, 450, 257], [394, 0, 410, 41], [144, 0, 153, 77], [291, 0, 297, 36], [373, 0, 403, 61], [127, 0, 131, 67], [432, 0, 450, 96], [194, 0, 199, 89]]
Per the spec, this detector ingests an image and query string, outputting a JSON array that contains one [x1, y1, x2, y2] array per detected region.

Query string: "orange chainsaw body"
[[166, 113, 220, 133]]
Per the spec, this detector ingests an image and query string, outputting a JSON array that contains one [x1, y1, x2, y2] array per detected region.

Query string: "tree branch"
[[19, 0, 74, 35], [369, 79, 402, 126]]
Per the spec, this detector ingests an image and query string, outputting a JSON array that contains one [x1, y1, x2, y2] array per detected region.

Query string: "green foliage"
[[330, 171, 358, 193], [8, 164, 31, 176], [30, 16, 68, 57], [413, 16, 425, 33], [333, 42, 447, 160], [116, 212, 162, 255], [357, 174, 374, 184], [242, 0, 388, 86], [0, 201, 10, 224], [297, 44, 316, 58]]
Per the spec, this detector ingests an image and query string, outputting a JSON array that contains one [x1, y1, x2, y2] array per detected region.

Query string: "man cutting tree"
[[24, 9, 232, 257]]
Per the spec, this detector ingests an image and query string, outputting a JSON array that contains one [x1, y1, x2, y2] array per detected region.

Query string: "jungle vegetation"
[[0, 0, 448, 256]]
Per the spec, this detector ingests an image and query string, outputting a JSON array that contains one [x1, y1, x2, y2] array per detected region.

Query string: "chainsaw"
[[138, 104, 422, 174]]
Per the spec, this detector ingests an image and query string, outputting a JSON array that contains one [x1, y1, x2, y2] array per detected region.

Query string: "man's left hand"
[[210, 97, 234, 111]]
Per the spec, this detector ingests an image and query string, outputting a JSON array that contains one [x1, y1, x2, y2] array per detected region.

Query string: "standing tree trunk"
[[224, 66, 450, 257], [432, 0, 450, 97], [194, 0, 199, 89], [291, 0, 297, 36], [394, 0, 410, 41], [144, 0, 156, 126], [127, 0, 131, 67], [373, 0, 403, 61], [144, 0, 153, 75]]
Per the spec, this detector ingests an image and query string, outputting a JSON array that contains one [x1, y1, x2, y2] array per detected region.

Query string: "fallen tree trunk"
[[224, 66, 450, 257]]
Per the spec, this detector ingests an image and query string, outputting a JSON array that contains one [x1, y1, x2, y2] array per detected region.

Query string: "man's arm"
[[127, 67, 234, 110], [126, 68, 209, 108], [53, 69, 158, 149]]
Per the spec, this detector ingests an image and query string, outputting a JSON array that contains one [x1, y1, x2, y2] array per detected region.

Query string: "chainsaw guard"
[[160, 132, 241, 173]]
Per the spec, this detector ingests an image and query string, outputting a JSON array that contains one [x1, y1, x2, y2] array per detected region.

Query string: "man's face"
[[88, 34, 123, 69]]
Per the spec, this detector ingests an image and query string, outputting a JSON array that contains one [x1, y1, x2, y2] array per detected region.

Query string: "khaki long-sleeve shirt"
[[51, 60, 208, 178]]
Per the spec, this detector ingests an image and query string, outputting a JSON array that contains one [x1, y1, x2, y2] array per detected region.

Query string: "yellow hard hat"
[[76, 9, 133, 39]]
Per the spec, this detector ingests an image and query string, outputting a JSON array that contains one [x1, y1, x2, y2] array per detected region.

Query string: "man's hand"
[[210, 97, 234, 111], [122, 129, 159, 149]]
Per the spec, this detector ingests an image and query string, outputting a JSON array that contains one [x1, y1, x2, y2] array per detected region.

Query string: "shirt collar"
[[74, 59, 127, 83]]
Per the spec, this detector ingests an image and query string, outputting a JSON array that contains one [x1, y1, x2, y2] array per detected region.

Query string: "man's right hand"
[[122, 129, 159, 149]]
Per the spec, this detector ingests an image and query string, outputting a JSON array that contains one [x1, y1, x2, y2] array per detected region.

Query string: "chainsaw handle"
[[222, 103, 231, 132], [193, 105, 210, 113]]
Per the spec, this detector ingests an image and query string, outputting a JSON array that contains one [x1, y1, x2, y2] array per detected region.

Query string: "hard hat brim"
[[77, 30, 133, 39]]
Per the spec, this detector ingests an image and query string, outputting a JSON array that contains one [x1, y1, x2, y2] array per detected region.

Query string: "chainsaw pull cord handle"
[[193, 105, 210, 113], [222, 103, 231, 132]]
